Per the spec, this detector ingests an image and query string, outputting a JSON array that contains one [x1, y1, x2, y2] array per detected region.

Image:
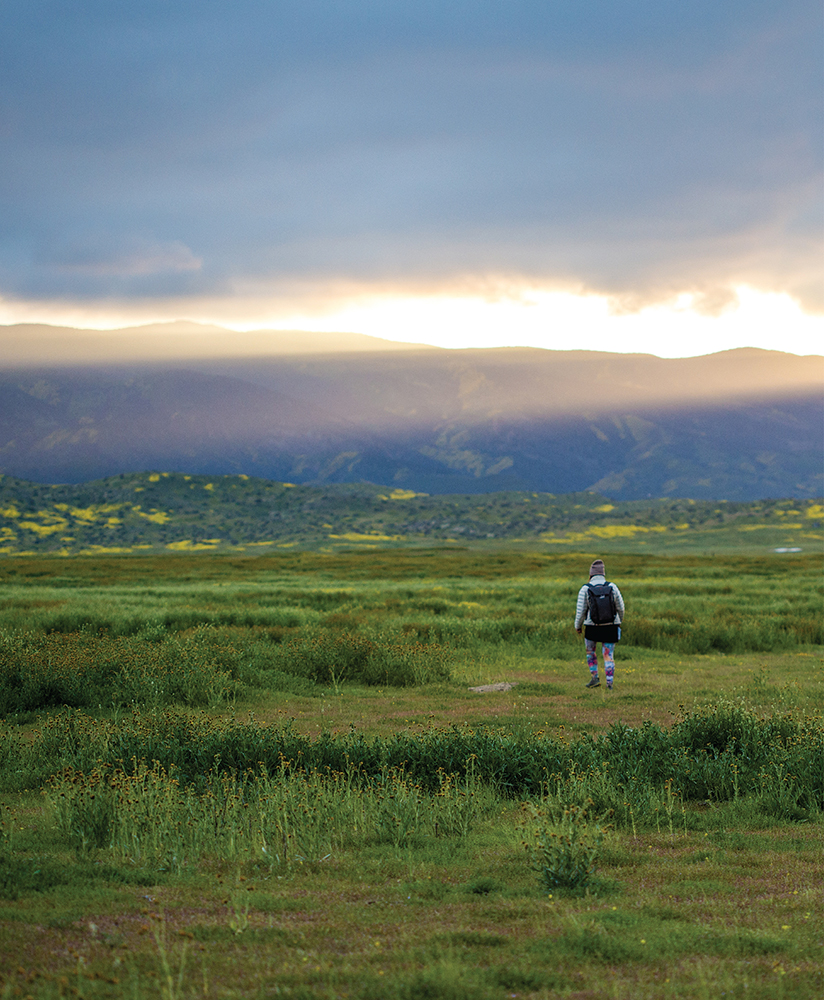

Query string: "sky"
[[1, 1, 822, 358]]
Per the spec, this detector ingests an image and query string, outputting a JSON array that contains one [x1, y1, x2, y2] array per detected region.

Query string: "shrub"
[[524, 798, 610, 891], [266, 629, 453, 686], [0, 627, 240, 714]]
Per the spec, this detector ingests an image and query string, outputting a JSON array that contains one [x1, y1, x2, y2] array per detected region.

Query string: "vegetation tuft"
[[524, 798, 610, 891]]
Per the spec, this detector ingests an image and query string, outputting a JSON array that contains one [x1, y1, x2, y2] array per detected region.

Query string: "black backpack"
[[586, 582, 616, 625]]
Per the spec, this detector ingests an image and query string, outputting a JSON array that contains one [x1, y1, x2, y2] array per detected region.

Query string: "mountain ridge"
[[1, 344, 821, 500], [0, 321, 436, 367]]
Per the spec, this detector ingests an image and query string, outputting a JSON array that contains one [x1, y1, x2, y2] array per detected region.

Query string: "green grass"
[[0, 550, 820, 721], [0, 548, 821, 999]]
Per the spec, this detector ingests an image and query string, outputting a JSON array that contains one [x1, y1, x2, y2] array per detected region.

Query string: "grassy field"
[[0, 549, 821, 999]]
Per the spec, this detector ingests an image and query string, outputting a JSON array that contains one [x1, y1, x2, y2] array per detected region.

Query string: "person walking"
[[574, 558, 624, 691]]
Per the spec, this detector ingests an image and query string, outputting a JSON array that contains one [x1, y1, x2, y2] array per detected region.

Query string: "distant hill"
[[0, 471, 820, 555], [0, 344, 821, 500], [0, 320, 434, 367]]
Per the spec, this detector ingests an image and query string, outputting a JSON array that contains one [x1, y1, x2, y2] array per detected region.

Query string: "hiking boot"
[[585, 677, 600, 688], [606, 684, 613, 692]]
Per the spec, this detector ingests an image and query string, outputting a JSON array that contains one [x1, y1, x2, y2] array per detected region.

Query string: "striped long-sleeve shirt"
[[574, 575, 625, 629]]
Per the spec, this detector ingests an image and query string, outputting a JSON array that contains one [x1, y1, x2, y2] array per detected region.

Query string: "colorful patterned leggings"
[[586, 639, 614, 687]]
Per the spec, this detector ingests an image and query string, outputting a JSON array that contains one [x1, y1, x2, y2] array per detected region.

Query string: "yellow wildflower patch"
[[137, 510, 171, 525], [589, 524, 666, 539], [68, 506, 99, 522], [78, 545, 134, 554], [166, 539, 219, 551], [328, 532, 405, 542], [543, 523, 667, 544], [805, 504, 824, 519], [19, 520, 68, 536], [380, 488, 428, 500], [0, 506, 20, 518], [594, 504, 615, 513], [57, 503, 123, 523], [204, 483, 214, 491], [148, 473, 161, 482]]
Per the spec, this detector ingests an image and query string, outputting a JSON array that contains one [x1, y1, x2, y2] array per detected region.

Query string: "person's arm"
[[611, 584, 625, 623], [574, 586, 588, 633]]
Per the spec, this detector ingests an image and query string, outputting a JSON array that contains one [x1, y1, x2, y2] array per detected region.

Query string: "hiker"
[[574, 558, 624, 691]]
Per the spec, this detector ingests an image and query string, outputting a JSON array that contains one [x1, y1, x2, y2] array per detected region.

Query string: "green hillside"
[[0, 472, 821, 555]]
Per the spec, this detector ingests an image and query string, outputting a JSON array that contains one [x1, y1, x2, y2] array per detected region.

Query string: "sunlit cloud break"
[[239, 285, 822, 358], [0, 283, 820, 360]]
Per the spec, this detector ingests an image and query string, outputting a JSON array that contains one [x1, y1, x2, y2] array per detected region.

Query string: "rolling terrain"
[[0, 470, 820, 555], [1, 325, 822, 500]]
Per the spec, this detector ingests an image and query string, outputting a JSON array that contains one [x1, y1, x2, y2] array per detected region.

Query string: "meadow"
[[0, 549, 821, 999]]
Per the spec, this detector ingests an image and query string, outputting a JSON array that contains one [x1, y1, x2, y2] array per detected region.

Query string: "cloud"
[[41, 235, 202, 278], [0, 1, 820, 315]]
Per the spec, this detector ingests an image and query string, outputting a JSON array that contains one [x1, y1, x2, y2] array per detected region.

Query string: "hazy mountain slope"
[[201, 347, 822, 423], [0, 368, 368, 484], [0, 347, 821, 499]]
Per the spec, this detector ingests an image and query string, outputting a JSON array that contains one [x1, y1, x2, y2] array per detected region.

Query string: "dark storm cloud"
[[1, 1, 821, 305]]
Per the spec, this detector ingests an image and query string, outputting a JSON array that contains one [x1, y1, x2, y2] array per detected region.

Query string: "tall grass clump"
[[523, 798, 611, 891], [0, 626, 241, 714], [47, 758, 489, 870], [262, 628, 453, 686], [625, 611, 823, 653], [670, 704, 824, 820]]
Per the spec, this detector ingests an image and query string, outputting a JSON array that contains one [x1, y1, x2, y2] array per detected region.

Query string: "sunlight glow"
[[1, 285, 821, 358], [261, 286, 823, 357]]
